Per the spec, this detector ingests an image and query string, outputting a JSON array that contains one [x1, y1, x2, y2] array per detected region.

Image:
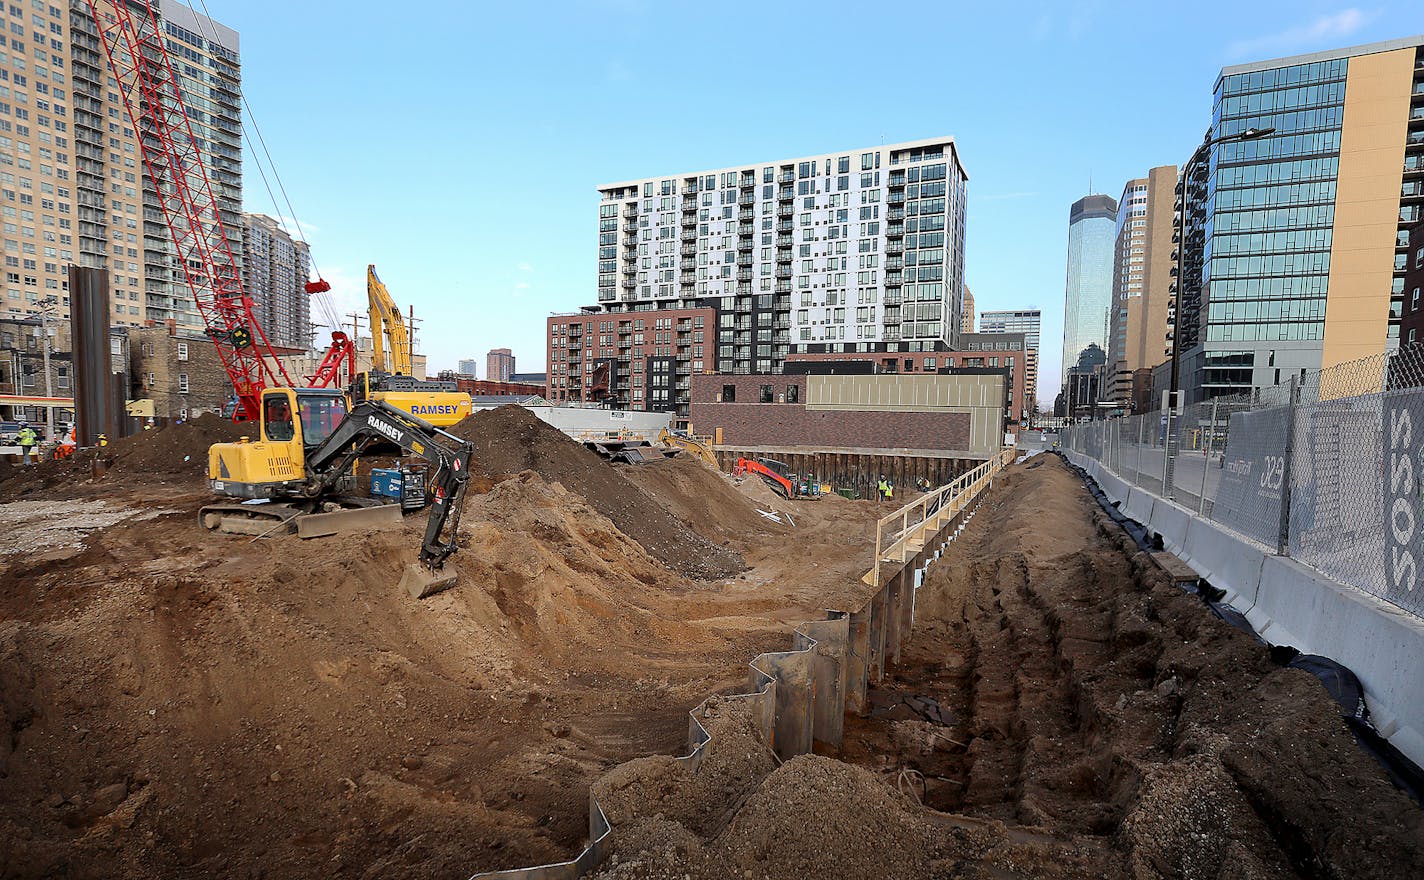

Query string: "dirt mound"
[[0, 414, 244, 500], [451, 406, 744, 579], [107, 413, 245, 477], [618, 455, 781, 541]]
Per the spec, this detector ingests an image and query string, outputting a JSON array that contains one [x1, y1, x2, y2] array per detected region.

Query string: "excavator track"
[[199, 497, 402, 538]]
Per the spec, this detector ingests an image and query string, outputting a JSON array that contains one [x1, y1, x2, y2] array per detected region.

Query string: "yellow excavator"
[[658, 428, 718, 468], [351, 265, 471, 427], [202, 386, 474, 598]]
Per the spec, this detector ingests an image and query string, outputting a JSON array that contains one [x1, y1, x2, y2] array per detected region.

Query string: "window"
[[786, 384, 799, 404], [720, 383, 735, 403], [176, 341, 187, 361], [177, 372, 189, 394], [760, 384, 773, 403], [263, 394, 294, 442]]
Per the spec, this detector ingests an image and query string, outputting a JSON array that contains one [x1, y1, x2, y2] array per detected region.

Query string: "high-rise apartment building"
[[1060, 194, 1118, 388], [593, 138, 969, 376], [487, 347, 514, 382], [979, 308, 1042, 409], [456, 358, 479, 376], [1178, 36, 1424, 400], [0, 3, 99, 324], [1107, 166, 1177, 411], [146, 0, 241, 336], [47, 1, 239, 334], [961, 284, 975, 333], [241, 213, 309, 351]]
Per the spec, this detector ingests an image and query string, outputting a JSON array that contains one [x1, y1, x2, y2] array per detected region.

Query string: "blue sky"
[[217, 0, 1424, 404]]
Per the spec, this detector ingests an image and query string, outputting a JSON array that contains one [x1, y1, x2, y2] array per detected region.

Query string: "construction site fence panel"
[[1059, 343, 1424, 623]]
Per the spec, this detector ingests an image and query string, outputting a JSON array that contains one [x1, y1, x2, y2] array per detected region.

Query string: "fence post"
[[1162, 406, 1173, 499], [1276, 375, 1300, 556], [1199, 399, 1218, 515]]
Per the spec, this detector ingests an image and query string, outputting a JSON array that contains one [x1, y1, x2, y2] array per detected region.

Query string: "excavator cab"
[[208, 388, 350, 499]]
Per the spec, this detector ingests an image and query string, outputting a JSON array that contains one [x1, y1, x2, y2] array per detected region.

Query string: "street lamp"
[[1168, 126, 1275, 408]]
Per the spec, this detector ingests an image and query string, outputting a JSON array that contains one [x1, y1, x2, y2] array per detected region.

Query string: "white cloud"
[[517, 262, 534, 272], [515, 281, 530, 290], [1226, 9, 1377, 59]]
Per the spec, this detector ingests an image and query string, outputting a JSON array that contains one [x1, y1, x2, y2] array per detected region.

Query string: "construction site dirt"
[[2, 418, 1421, 879], [0, 407, 884, 879]]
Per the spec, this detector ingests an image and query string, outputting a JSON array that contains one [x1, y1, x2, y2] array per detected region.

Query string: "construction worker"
[[885, 477, 894, 501], [16, 422, 37, 465], [877, 475, 890, 501]]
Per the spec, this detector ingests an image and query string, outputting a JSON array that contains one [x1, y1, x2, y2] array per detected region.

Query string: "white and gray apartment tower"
[[594, 138, 968, 374]]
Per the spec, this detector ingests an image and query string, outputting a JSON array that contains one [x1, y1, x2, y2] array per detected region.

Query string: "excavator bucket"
[[400, 562, 459, 599]]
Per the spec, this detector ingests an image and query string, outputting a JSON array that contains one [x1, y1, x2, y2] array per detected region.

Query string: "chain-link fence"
[[1061, 344, 1424, 622]]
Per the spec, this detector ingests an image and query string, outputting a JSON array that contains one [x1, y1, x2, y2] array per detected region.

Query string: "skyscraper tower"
[[1061, 194, 1118, 388]]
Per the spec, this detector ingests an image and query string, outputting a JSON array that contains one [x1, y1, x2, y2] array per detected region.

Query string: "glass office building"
[[1184, 36, 1424, 399], [1061, 194, 1118, 385]]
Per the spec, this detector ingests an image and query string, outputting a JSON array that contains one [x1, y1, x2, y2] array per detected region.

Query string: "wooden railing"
[[868, 447, 1016, 586]]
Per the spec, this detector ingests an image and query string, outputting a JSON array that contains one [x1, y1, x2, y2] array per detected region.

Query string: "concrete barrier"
[[1122, 486, 1156, 526], [1179, 517, 1268, 609]]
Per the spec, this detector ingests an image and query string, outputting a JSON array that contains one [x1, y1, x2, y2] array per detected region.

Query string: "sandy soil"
[[0, 411, 882, 879], [580, 454, 1424, 879]]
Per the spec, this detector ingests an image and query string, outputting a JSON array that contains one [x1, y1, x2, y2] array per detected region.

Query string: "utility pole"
[[38, 297, 56, 441]]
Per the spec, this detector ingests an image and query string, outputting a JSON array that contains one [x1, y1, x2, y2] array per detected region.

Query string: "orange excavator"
[[733, 457, 820, 499]]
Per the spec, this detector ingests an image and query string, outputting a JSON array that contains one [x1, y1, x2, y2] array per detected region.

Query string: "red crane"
[[83, 1, 347, 417]]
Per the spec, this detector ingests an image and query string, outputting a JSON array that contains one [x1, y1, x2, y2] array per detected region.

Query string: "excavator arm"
[[367, 265, 412, 375], [304, 400, 473, 576]]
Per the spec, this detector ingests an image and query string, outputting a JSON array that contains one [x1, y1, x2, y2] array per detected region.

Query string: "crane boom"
[[367, 265, 412, 375], [84, 0, 294, 421]]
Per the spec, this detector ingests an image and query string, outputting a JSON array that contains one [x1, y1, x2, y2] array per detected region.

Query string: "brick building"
[[783, 331, 1029, 426], [547, 305, 717, 420], [691, 372, 1004, 456], [128, 325, 231, 420], [0, 316, 74, 434]]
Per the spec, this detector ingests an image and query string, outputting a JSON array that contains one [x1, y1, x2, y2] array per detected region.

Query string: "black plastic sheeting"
[[1057, 452, 1424, 804]]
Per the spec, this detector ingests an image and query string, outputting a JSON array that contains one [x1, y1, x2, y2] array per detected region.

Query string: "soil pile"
[[451, 406, 744, 579], [106, 413, 245, 477], [618, 455, 780, 541], [0, 414, 244, 500]]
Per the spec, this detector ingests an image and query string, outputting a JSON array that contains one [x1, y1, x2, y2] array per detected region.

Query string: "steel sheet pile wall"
[[471, 449, 1014, 880]]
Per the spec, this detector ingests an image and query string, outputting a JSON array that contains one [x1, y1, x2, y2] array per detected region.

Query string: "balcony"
[[886, 224, 904, 237], [887, 208, 905, 221], [778, 171, 795, 184], [681, 260, 697, 272], [888, 173, 906, 188], [775, 281, 792, 293], [623, 206, 638, 218], [682, 200, 698, 213], [776, 220, 794, 233], [887, 192, 905, 206], [737, 269, 753, 282], [736, 254, 753, 267], [775, 250, 792, 263], [739, 208, 755, 221], [777, 234, 793, 247], [624, 221, 639, 233], [775, 266, 792, 279], [884, 272, 903, 287], [681, 228, 698, 241], [739, 193, 755, 206], [778, 187, 794, 201], [622, 279, 637, 289], [737, 237, 754, 251], [681, 276, 697, 287], [885, 258, 903, 271], [680, 243, 697, 256]]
